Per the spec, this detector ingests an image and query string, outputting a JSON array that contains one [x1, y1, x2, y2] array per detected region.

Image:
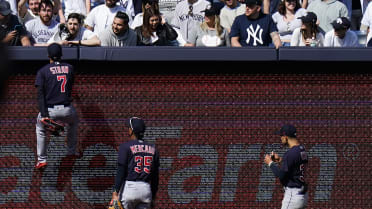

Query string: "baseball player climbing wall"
[[0, 73, 371, 208]]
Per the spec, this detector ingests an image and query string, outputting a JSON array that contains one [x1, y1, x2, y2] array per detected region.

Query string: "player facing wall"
[[0, 73, 370, 208]]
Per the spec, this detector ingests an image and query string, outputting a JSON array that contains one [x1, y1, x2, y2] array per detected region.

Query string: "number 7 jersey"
[[35, 61, 74, 106]]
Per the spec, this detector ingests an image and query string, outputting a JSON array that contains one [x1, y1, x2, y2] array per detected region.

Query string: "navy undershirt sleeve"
[[37, 86, 49, 117], [114, 163, 127, 193], [151, 150, 160, 199], [269, 163, 287, 181]]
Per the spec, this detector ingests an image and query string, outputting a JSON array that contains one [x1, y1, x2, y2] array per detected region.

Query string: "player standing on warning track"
[[264, 124, 309, 209], [111, 117, 160, 209], [34, 43, 79, 169]]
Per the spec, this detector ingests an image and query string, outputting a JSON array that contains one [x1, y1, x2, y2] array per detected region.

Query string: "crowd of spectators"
[[1, 0, 371, 47]]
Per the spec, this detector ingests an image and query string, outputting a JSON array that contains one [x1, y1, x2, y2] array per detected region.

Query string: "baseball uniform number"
[[57, 75, 67, 93], [134, 156, 153, 174]]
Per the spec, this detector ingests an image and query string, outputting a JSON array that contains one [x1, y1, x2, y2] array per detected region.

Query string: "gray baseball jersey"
[[171, 0, 210, 41]]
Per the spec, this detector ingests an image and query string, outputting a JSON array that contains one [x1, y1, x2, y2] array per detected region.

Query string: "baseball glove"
[[41, 118, 64, 136], [108, 200, 123, 209]]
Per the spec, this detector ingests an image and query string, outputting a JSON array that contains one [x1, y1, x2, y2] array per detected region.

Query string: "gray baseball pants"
[[36, 104, 78, 163], [120, 181, 152, 209], [281, 187, 308, 209]]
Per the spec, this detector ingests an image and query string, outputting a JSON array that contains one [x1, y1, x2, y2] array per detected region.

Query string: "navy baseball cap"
[[47, 43, 62, 59], [125, 117, 146, 134], [274, 124, 297, 138], [331, 17, 351, 30], [245, 0, 262, 6], [298, 12, 317, 24], [201, 6, 218, 16], [143, 0, 158, 4], [0, 0, 12, 16]]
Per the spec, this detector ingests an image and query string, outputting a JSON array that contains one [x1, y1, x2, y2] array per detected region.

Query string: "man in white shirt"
[[324, 17, 359, 47], [25, 0, 59, 45], [63, 0, 91, 19], [84, 0, 132, 34], [219, 0, 245, 32], [48, 13, 96, 44]]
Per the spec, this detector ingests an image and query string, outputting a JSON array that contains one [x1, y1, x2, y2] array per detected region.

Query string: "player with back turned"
[[111, 117, 160, 209], [264, 124, 309, 209], [34, 43, 79, 169]]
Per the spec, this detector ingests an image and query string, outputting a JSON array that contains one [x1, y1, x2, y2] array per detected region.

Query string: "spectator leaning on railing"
[[48, 13, 96, 45], [69, 11, 137, 46]]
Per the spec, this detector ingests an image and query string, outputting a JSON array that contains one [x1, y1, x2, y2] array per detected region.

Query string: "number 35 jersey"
[[118, 139, 160, 183]]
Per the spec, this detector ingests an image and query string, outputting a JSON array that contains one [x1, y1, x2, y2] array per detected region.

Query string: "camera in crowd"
[[58, 23, 72, 41]]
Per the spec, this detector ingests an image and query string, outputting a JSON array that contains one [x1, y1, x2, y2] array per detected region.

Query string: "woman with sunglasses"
[[271, 0, 307, 46]]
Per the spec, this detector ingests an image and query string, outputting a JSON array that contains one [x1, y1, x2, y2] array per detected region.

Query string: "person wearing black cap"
[[0, 0, 31, 46], [264, 124, 309, 209], [290, 12, 324, 47], [34, 43, 79, 169], [230, 0, 282, 48], [111, 117, 160, 209], [185, 5, 230, 46], [324, 17, 359, 47]]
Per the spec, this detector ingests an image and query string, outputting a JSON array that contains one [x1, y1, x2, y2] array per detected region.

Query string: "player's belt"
[[47, 103, 70, 108]]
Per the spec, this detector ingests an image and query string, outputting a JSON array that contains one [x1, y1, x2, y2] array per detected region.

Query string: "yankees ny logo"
[[246, 24, 263, 46]]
